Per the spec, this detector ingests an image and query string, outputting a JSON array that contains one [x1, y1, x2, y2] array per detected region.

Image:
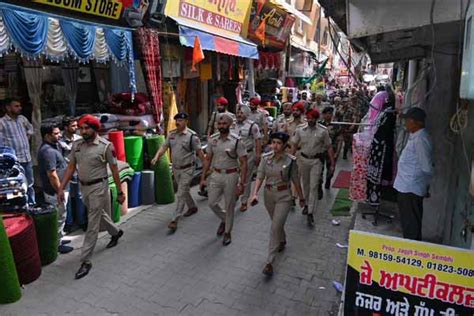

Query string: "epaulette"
[[188, 128, 198, 135], [229, 132, 240, 140], [286, 153, 297, 160], [98, 137, 110, 145], [73, 138, 84, 145], [210, 132, 219, 139], [168, 129, 177, 135], [263, 151, 274, 159]]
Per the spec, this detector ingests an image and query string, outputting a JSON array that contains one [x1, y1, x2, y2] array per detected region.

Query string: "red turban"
[[292, 101, 305, 113], [216, 97, 228, 105], [249, 97, 261, 106], [78, 114, 101, 131], [306, 109, 320, 120]]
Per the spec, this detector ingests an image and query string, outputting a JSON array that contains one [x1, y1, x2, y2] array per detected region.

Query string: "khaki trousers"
[[241, 151, 256, 205], [173, 167, 196, 221], [80, 180, 119, 263], [208, 171, 239, 233], [298, 158, 323, 215], [263, 187, 292, 263]]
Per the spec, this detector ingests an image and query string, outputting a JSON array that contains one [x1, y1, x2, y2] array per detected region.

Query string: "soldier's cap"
[[216, 96, 229, 105], [237, 104, 251, 117], [306, 109, 320, 120], [78, 114, 100, 131], [270, 132, 290, 143], [174, 112, 189, 120], [400, 107, 426, 122], [292, 101, 305, 112], [217, 113, 234, 124], [322, 107, 334, 114], [249, 97, 261, 106]]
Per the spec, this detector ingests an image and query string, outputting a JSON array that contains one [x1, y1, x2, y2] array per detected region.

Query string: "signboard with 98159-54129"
[[344, 230, 474, 316]]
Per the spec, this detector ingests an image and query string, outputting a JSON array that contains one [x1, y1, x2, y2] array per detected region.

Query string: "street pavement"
[[1, 160, 355, 316]]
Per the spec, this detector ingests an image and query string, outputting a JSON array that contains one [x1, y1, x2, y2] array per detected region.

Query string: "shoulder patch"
[[286, 153, 297, 160], [262, 151, 274, 158], [210, 132, 219, 138]]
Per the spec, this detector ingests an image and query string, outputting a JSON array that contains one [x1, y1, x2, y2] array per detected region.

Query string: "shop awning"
[[290, 39, 328, 63], [269, 0, 312, 25], [173, 17, 258, 60]]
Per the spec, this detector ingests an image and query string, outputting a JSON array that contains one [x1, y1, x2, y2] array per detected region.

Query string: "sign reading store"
[[32, 0, 123, 20]]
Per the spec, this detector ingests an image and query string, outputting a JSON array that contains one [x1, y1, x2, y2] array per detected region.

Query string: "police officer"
[[319, 107, 342, 190], [200, 113, 248, 246], [287, 101, 307, 139], [291, 109, 335, 225], [272, 102, 293, 133], [248, 97, 268, 140], [151, 112, 205, 233], [250, 132, 305, 276], [207, 97, 236, 138], [58, 115, 124, 279], [231, 104, 262, 212]]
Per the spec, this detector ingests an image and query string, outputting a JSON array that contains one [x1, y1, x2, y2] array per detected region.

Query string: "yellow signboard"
[[165, 0, 253, 37], [344, 230, 474, 315], [33, 0, 123, 20]]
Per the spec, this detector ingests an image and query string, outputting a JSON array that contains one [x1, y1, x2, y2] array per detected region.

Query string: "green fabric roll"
[[146, 136, 175, 204], [32, 210, 58, 266], [109, 184, 121, 223], [330, 189, 352, 216], [0, 217, 21, 304], [265, 107, 277, 119], [124, 136, 144, 171]]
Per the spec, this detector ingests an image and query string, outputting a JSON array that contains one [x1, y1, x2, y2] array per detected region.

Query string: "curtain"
[[23, 59, 43, 165], [60, 20, 96, 62], [45, 18, 67, 61], [61, 60, 79, 116], [0, 16, 10, 56]]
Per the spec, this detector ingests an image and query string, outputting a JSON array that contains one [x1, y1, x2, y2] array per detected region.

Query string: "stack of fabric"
[[0, 147, 28, 213]]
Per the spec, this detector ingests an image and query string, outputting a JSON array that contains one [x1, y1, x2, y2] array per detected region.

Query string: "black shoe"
[[61, 239, 71, 245], [106, 230, 123, 249], [223, 233, 232, 246], [63, 225, 73, 234], [197, 189, 208, 198], [58, 244, 74, 254], [80, 223, 88, 232], [262, 263, 273, 276], [183, 207, 198, 217], [307, 214, 315, 226], [216, 222, 225, 236], [75, 262, 92, 280], [302, 206, 308, 215]]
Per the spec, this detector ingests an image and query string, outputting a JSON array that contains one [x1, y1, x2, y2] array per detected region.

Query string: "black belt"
[[80, 177, 107, 186], [301, 152, 325, 160], [247, 149, 253, 153]]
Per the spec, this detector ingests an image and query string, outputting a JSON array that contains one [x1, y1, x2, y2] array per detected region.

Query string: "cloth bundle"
[[0, 147, 28, 212]]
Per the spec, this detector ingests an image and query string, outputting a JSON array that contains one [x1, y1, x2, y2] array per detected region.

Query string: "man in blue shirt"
[[38, 123, 73, 254], [394, 108, 433, 240]]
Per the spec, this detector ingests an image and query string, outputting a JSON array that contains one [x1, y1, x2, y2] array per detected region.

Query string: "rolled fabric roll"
[[108, 131, 126, 161], [121, 182, 128, 215], [265, 106, 277, 119], [124, 136, 144, 171], [29, 205, 59, 266], [109, 185, 121, 223], [146, 136, 175, 204], [0, 216, 21, 304], [128, 172, 142, 208], [141, 170, 155, 205]]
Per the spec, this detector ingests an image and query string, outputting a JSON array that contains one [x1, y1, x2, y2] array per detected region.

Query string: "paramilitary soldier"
[[250, 132, 305, 276], [291, 109, 335, 226], [272, 102, 293, 133], [207, 96, 236, 138], [200, 113, 248, 246], [58, 115, 124, 279], [151, 112, 205, 233]]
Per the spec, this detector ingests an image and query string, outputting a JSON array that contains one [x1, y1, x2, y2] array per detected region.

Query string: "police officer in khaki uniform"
[[151, 112, 205, 233], [207, 96, 236, 138], [231, 104, 262, 212], [291, 109, 335, 225], [250, 132, 305, 276], [200, 113, 248, 246], [248, 97, 268, 141], [272, 102, 293, 133], [58, 115, 124, 280], [286, 101, 307, 139]]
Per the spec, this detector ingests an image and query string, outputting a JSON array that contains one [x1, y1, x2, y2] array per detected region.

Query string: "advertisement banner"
[[247, 0, 295, 50], [344, 230, 474, 315], [32, 0, 123, 20], [165, 0, 253, 38]]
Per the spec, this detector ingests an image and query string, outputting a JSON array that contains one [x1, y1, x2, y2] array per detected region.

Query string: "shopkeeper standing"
[[394, 108, 433, 241], [58, 115, 124, 280]]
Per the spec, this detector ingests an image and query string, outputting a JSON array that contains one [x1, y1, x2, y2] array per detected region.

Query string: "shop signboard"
[[247, 0, 295, 50], [32, 0, 123, 20], [344, 230, 474, 315], [165, 0, 253, 38]]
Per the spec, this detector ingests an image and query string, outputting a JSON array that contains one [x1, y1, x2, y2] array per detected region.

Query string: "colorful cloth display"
[[350, 132, 372, 202]]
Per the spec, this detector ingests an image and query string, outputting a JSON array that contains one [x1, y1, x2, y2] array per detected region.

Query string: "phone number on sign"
[[367, 250, 474, 277]]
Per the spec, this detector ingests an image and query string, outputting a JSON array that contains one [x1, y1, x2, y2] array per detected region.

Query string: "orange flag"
[[255, 19, 266, 47], [192, 36, 205, 72]]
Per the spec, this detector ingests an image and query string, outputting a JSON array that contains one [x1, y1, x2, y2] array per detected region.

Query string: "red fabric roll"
[[109, 131, 126, 161], [3, 214, 42, 285]]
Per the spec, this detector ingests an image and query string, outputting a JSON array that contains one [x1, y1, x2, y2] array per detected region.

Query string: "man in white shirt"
[[394, 108, 433, 241]]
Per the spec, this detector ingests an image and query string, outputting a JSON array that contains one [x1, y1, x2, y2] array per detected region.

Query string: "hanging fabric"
[[61, 60, 79, 116], [45, 18, 67, 61], [0, 16, 11, 55], [60, 20, 96, 62]]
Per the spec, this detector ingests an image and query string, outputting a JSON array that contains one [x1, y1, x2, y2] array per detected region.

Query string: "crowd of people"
[[0, 82, 432, 280]]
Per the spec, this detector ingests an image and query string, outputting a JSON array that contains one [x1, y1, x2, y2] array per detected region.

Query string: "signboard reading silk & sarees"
[[165, 0, 253, 37], [344, 231, 474, 315]]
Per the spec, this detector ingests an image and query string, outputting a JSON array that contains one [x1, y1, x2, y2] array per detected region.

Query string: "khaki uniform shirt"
[[291, 125, 331, 156], [230, 119, 262, 151], [248, 110, 265, 127], [272, 114, 292, 133], [207, 111, 236, 134], [287, 118, 306, 138], [163, 128, 201, 167], [69, 136, 117, 182], [207, 132, 247, 169], [257, 152, 299, 186]]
